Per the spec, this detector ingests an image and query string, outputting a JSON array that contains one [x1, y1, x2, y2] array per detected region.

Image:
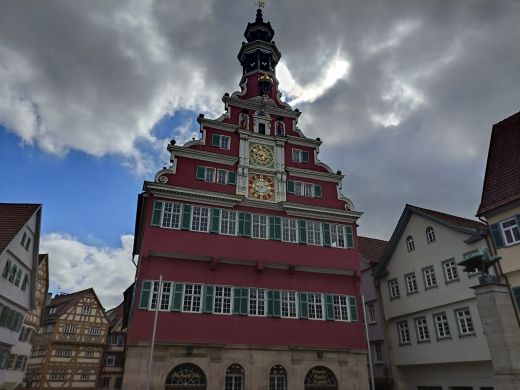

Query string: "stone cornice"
[[144, 182, 243, 207], [285, 135, 322, 147], [286, 167, 344, 182], [224, 95, 300, 118], [198, 117, 238, 133], [167, 145, 239, 166], [283, 202, 363, 222]]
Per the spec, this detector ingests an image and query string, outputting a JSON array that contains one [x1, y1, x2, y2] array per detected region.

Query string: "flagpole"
[[146, 274, 162, 390], [362, 295, 375, 390]]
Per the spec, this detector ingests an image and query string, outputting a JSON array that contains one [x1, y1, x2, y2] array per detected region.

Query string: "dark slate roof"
[[358, 236, 388, 264], [478, 111, 520, 215], [106, 302, 124, 327], [0, 203, 40, 253], [374, 204, 487, 278]]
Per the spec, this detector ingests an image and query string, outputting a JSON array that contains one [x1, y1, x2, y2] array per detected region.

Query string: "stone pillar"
[[472, 283, 520, 390]]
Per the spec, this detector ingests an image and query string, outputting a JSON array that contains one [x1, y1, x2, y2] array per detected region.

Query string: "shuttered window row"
[[138, 280, 358, 322], [151, 200, 354, 249], [0, 304, 24, 332]]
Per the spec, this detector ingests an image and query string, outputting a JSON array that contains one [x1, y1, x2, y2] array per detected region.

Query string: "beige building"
[[24, 288, 110, 389], [374, 205, 494, 390], [477, 110, 520, 312]]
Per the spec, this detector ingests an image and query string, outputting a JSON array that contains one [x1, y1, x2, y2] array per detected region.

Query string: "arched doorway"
[[165, 363, 206, 389], [304, 366, 338, 390]]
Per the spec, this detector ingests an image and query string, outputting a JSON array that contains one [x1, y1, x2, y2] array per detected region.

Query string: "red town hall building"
[[124, 8, 368, 390]]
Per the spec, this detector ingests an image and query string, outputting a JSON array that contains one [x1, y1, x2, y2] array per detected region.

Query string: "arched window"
[[275, 120, 285, 136], [225, 364, 244, 390], [269, 365, 287, 390], [304, 366, 337, 389], [165, 363, 206, 389], [426, 226, 436, 244], [406, 236, 415, 252]]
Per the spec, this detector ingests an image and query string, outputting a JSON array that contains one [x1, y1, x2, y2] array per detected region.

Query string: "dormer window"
[[426, 226, 436, 244], [406, 236, 415, 252]]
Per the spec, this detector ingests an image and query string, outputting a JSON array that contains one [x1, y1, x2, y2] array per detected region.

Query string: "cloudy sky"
[[1, 0, 519, 307]]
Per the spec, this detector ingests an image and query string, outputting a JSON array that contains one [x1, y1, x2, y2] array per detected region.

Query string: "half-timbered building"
[[98, 303, 126, 389], [124, 6, 367, 390], [24, 288, 110, 389]]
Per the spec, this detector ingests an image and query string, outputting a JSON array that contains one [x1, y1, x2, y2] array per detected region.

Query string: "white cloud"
[[41, 233, 135, 309]]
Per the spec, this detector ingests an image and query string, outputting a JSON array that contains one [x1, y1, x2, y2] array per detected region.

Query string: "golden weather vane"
[[255, 0, 265, 9]]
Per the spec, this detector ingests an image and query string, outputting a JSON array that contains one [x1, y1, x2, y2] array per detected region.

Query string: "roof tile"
[[358, 236, 388, 263], [0, 203, 40, 253]]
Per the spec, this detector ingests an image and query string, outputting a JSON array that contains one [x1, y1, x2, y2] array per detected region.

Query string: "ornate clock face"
[[248, 174, 275, 200], [249, 143, 274, 167]]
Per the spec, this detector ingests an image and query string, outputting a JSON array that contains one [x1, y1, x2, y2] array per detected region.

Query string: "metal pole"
[[146, 274, 162, 390], [362, 295, 376, 390]]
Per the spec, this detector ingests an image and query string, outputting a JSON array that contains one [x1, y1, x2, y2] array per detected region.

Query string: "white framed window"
[[281, 291, 298, 318], [182, 284, 203, 312], [289, 180, 321, 198], [500, 218, 520, 246], [56, 346, 72, 357], [366, 302, 376, 323], [159, 282, 172, 310], [388, 278, 400, 299], [426, 226, 436, 244], [191, 206, 210, 232], [423, 266, 437, 289], [397, 321, 411, 345], [405, 272, 418, 294], [281, 218, 298, 243], [415, 317, 430, 342], [252, 214, 268, 239], [306, 221, 322, 246], [225, 364, 244, 390], [63, 325, 76, 334], [406, 236, 415, 252], [81, 305, 90, 315], [50, 369, 67, 381], [205, 167, 216, 183], [455, 308, 474, 336], [292, 148, 309, 163], [89, 327, 101, 336], [433, 312, 450, 339], [333, 295, 349, 321], [248, 288, 266, 316], [308, 293, 324, 319], [162, 202, 182, 229], [220, 210, 238, 235], [212, 134, 230, 149], [85, 348, 94, 358], [304, 183, 314, 197], [294, 181, 302, 195], [217, 169, 229, 184], [21, 232, 27, 247], [149, 281, 160, 310], [80, 370, 90, 381], [214, 286, 232, 314], [373, 342, 383, 362], [442, 259, 459, 282], [330, 224, 346, 248]]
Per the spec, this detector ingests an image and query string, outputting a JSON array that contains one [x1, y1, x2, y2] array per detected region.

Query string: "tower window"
[[258, 123, 266, 134]]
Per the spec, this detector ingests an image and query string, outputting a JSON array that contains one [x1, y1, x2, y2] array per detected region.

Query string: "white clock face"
[[248, 174, 275, 200]]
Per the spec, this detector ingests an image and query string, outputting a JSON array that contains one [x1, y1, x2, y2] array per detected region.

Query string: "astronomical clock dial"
[[248, 174, 275, 201], [249, 143, 274, 167]]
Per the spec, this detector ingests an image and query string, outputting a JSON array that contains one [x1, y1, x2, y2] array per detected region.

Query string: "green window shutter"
[[299, 292, 308, 319], [349, 296, 358, 321], [345, 226, 354, 248], [299, 220, 307, 244], [314, 184, 322, 198], [287, 180, 295, 194], [138, 281, 152, 309], [2, 260, 10, 278], [490, 223, 505, 249], [181, 205, 192, 230], [16, 313, 23, 332], [233, 287, 242, 314], [228, 171, 236, 185], [151, 200, 163, 226], [172, 283, 184, 312], [302, 151, 310, 163], [267, 290, 273, 316], [14, 269, 22, 286], [211, 208, 221, 233], [272, 290, 281, 317], [203, 285, 214, 313], [21, 274, 29, 291], [0, 305, 4, 326], [211, 134, 220, 147], [325, 295, 334, 321], [323, 223, 331, 247], [239, 212, 252, 237], [196, 166, 206, 180], [5, 309, 13, 330], [241, 288, 249, 315]]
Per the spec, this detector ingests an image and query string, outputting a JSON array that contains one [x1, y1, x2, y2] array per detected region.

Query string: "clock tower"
[[124, 6, 368, 390]]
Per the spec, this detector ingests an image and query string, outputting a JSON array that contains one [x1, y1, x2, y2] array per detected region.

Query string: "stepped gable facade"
[[125, 6, 367, 390]]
